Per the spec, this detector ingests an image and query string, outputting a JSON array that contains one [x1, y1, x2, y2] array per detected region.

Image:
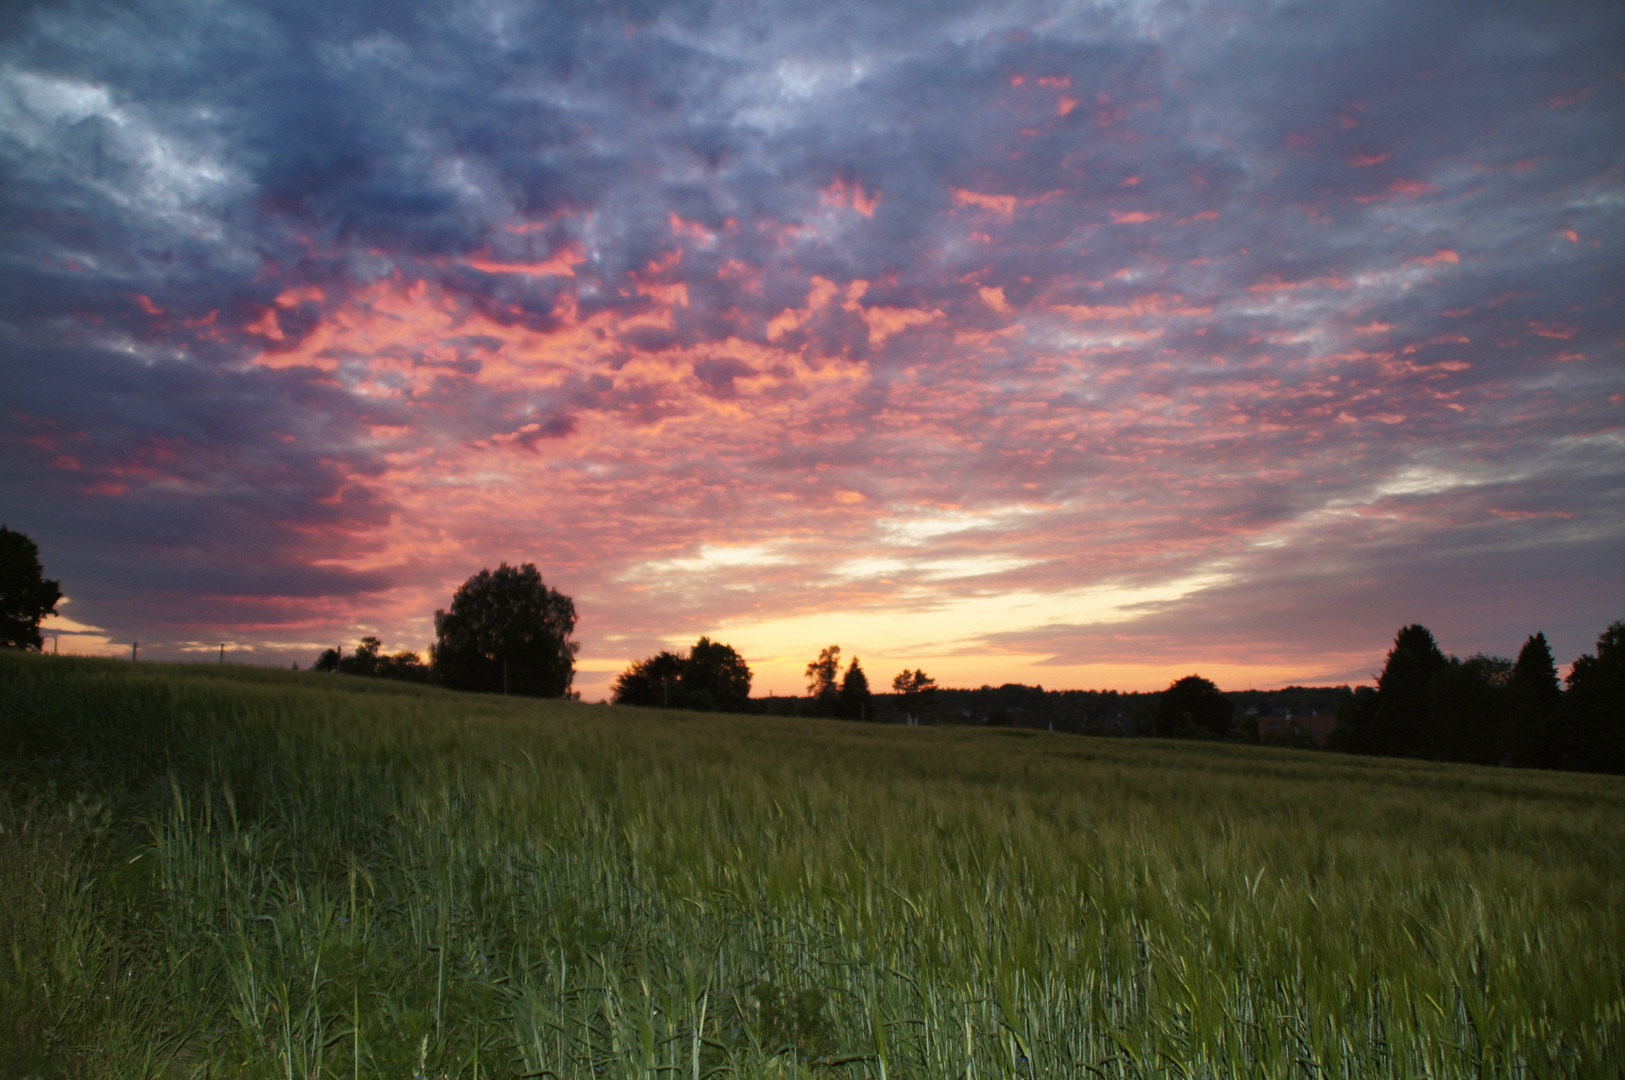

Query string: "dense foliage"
[[612, 636, 752, 712], [1553, 620, 1625, 772], [1153, 674, 1235, 738], [610, 649, 687, 707], [312, 636, 429, 682], [836, 655, 873, 720], [0, 526, 61, 651], [1331, 621, 1625, 772], [890, 668, 938, 721], [794, 645, 877, 719], [3, 654, 1622, 1078], [431, 562, 578, 697]]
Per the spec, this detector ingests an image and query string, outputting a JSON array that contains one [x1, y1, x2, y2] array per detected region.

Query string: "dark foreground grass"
[[1, 652, 1622, 1078]]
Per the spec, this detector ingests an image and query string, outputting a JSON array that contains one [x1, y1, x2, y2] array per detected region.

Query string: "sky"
[[2, 0, 1622, 702]]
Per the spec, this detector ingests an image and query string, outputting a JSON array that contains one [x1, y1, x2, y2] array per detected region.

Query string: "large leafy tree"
[[683, 636, 752, 712], [1154, 674, 1232, 738], [432, 563, 578, 697], [0, 526, 63, 651], [611, 637, 752, 712], [611, 650, 686, 707]]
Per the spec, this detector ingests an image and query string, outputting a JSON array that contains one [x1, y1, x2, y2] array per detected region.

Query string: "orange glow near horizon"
[[183, 226, 1527, 699], [5, 0, 1618, 713]]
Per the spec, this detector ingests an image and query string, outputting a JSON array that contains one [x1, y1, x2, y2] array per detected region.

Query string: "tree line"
[[610, 640, 942, 722], [1329, 621, 1625, 772], [3, 526, 1621, 775]]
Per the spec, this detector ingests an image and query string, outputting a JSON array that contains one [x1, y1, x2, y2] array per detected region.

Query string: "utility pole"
[[132, 640, 139, 662], [219, 643, 225, 664], [334, 644, 340, 673]]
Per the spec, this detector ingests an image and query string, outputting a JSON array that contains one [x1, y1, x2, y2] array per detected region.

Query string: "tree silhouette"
[[612, 637, 752, 711], [1329, 685, 1380, 752], [1500, 631, 1561, 766], [1512, 632, 1561, 714], [0, 526, 62, 651], [1368, 624, 1448, 755], [1154, 674, 1232, 738], [839, 656, 873, 720], [1554, 620, 1625, 774], [891, 668, 937, 722], [805, 645, 841, 712], [1421, 654, 1511, 765], [314, 637, 429, 682], [611, 650, 686, 707], [432, 563, 578, 697], [683, 636, 753, 712]]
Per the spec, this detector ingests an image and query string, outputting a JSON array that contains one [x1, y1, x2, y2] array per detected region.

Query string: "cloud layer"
[[3, 0, 1622, 697]]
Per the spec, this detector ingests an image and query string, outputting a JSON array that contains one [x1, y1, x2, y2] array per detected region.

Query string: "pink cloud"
[[951, 189, 1018, 217]]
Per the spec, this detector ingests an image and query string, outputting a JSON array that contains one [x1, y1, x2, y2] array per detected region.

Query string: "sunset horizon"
[[5, 0, 1621, 703]]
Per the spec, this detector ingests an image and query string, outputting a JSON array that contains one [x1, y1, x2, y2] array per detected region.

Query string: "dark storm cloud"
[[1, 339, 399, 632]]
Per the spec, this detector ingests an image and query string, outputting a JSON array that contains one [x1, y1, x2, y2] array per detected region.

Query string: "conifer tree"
[[839, 656, 873, 721], [1369, 624, 1446, 756], [1512, 631, 1560, 713]]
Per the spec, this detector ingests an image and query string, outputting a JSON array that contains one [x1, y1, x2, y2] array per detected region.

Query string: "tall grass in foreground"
[[2, 654, 1622, 1079]]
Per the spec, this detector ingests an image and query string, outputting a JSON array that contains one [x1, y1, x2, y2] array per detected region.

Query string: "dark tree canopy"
[[1512, 631, 1561, 713], [313, 636, 429, 682], [1368, 624, 1447, 756], [611, 650, 686, 707], [683, 636, 752, 712], [1154, 674, 1232, 738], [1324, 620, 1625, 773], [892, 668, 938, 718], [0, 526, 63, 652], [839, 656, 873, 720], [1421, 655, 1511, 765], [1554, 620, 1625, 773], [1569, 620, 1625, 688], [1328, 684, 1381, 753], [612, 637, 752, 712], [432, 563, 578, 697], [1392, 624, 1448, 678], [805, 645, 841, 704]]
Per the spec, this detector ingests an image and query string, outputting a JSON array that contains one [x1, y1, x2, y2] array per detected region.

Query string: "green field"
[[2, 654, 1622, 1078]]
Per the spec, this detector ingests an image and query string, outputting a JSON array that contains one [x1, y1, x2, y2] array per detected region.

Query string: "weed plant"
[[2, 653, 1622, 1078]]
